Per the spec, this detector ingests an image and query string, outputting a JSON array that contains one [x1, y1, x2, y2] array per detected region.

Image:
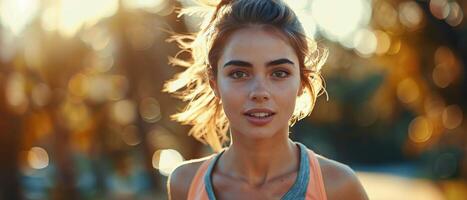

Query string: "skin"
[[168, 26, 369, 200]]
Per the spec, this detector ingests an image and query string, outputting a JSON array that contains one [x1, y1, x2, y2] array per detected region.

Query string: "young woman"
[[164, 0, 368, 199]]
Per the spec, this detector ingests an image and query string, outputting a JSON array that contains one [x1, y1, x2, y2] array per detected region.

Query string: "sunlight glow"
[[123, 0, 170, 14], [43, 0, 118, 37], [0, 29, 17, 62], [0, 0, 40, 35], [285, 0, 317, 38], [285, 0, 308, 10], [311, 0, 371, 42], [358, 172, 446, 200], [297, 12, 317, 39]]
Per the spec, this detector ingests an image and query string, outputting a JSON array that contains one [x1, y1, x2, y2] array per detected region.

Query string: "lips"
[[246, 112, 274, 118], [243, 108, 276, 126]]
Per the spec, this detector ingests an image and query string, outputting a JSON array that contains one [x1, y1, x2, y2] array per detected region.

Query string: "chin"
[[233, 125, 279, 140]]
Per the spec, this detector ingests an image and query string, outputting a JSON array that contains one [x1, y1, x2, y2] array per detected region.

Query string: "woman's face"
[[210, 27, 302, 140]]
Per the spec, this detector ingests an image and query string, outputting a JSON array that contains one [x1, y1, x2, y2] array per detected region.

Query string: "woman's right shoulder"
[[167, 155, 214, 200]]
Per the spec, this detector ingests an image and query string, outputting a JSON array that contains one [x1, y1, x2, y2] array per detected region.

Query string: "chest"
[[210, 171, 298, 200]]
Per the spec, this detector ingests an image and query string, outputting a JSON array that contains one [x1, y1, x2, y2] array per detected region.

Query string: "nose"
[[248, 77, 270, 102]]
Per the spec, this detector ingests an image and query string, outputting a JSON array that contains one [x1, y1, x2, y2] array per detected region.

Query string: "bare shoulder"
[[167, 155, 213, 200], [316, 155, 369, 200]]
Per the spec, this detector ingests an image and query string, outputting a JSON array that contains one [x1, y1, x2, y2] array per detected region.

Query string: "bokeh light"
[[121, 125, 142, 146], [127, 23, 158, 51], [61, 100, 92, 131], [83, 53, 115, 73], [353, 28, 377, 56], [87, 76, 113, 102], [408, 116, 433, 143], [152, 149, 184, 176], [432, 46, 461, 88], [5, 72, 29, 114], [399, 1, 424, 30], [374, 1, 398, 31], [374, 30, 391, 55], [31, 83, 52, 107], [397, 78, 420, 104], [148, 125, 178, 149], [139, 97, 162, 123], [387, 38, 401, 55], [111, 100, 137, 125], [446, 2, 463, 27], [68, 73, 88, 98], [71, 75, 129, 102], [425, 95, 445, 119], [27, 147, 49, 170], [430, 0, 450, 20], [108, 75, 130, 101], [442, 105, 463, 130], [80, 26, 113, 52]]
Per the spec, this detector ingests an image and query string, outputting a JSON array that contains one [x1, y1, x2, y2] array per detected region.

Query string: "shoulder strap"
[[187, 157, 213, 200], [305, 149, 328, 200]]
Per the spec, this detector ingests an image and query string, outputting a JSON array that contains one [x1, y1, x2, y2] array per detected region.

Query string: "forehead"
[[219, 27, 298, 64]]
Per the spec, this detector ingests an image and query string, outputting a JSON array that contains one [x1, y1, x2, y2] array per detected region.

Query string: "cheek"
[[273, 78, 301, 114], [217, 80, 244, 117]]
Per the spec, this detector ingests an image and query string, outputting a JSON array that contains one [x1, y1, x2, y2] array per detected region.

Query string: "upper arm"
[[318, 157, 369, 200], [167, 161, 203, 200], [332, 165, 368, 200]]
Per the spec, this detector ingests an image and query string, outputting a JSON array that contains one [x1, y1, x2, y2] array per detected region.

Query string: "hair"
[[164, 0, 328, 152]]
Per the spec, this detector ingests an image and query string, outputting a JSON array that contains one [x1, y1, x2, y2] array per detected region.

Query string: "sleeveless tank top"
[[187, 142, 327, 200]]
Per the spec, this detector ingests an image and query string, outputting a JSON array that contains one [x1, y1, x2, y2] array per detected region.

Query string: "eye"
[[272, 70, 289, 78], [229, 71, 249, 79]]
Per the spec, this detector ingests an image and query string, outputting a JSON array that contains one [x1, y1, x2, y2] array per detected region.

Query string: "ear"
[[297, 82, 305, 97], [208, 71, 220, 98]]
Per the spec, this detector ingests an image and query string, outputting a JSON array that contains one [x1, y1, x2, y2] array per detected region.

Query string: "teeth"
[[248, 112, 272, 118]]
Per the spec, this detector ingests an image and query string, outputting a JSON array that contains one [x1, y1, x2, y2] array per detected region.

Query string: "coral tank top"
[[187, 142, 327, 200]]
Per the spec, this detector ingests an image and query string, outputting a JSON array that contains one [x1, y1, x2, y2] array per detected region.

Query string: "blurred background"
[[0, 0, 466, 199]]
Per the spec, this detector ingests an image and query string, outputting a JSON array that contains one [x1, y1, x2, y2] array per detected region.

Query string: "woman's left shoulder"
[[315, 154, 369, 200]]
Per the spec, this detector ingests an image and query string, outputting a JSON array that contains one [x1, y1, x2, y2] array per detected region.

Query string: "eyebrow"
[[223, 58, 295, 68]]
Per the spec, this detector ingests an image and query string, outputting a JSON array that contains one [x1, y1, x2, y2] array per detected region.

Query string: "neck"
[[218, 128, 300, 186]]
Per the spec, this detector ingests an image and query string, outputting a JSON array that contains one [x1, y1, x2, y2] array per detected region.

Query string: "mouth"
[[244, 112, 275, 118], [243, 109, 276, 126]]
